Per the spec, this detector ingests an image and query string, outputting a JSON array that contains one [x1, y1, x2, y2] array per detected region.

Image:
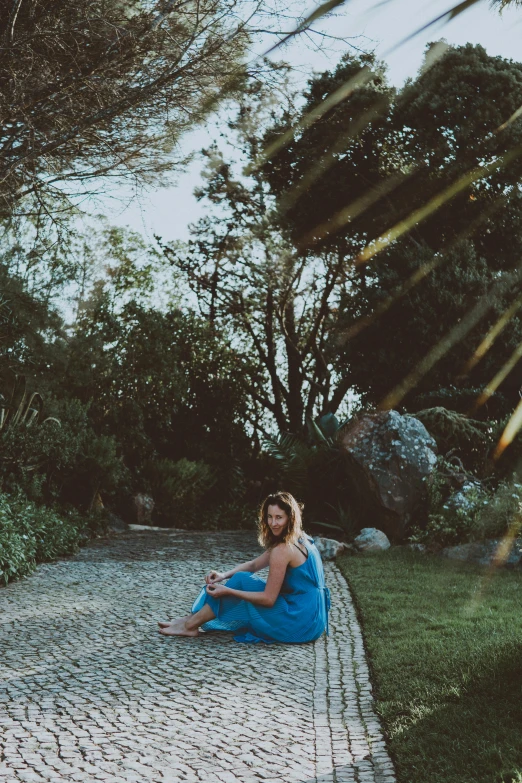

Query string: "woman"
[[158, 491, 330, 644]]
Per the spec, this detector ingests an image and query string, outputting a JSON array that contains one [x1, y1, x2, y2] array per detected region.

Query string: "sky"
[[98, 0, 522, 245]]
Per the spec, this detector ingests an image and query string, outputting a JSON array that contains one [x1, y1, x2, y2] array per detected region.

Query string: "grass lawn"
[[337, 548, 522, 783]]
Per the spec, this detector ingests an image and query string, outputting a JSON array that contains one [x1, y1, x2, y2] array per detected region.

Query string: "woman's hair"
[[257, 491, 305, 549]]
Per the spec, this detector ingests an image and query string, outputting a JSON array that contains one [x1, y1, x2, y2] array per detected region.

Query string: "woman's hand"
[[206, 583, 230, 598], [205, 570, 226, 585]]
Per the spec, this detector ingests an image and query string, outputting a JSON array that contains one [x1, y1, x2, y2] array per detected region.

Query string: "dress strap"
[[294, 542, 309, 559]]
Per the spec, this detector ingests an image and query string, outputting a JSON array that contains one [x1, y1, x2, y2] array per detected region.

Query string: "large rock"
[[354, 528, 391, 552], [314, 536, 347, 560], [340, 410, 437, 540], [441, 539, 522, 568], [130, 493, 155, 525]]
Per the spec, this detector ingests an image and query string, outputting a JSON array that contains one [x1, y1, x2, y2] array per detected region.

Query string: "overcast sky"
[[99, 0, 522, 244]]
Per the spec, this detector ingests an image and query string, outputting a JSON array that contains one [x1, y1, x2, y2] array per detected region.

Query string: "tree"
[[0, 0, 255, 220], [260, 44, 522, 414], [334, 239, 522, 415], [160, 130, 358, 435], [57, 291, 253, 481], [0, 219, 169, 388], [0, 259, 64, 386], [0, 221, 255, 512]]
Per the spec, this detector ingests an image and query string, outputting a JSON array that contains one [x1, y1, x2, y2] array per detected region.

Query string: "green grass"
[[338, 549, 522, 783]]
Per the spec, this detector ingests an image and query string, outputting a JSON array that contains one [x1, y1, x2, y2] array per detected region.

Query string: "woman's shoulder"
[[269, 541, 294, 560], [271, 540, 294, 553]]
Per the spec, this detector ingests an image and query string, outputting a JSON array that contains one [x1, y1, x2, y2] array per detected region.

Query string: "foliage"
[[265, 44, 522, 255], [57, 298, 253, 498], [409, 457, 489, 547], [74, 224, 179, 317], [335, 239, 522, 410], [161, 106, 364, 434], [0, 396, 128, 509], [472, 479, 522, 541], [261, 45, 522, 413], [142, 457, 217, 526], [141, 457, 259, 529], [264, 432, 324, 493], [7, 35, 522, 559], [0, 0, 252, 220], [263, 423, 357, 536], [0, 261, 64, 383], [339, 549, 522, 783], [0, 492, 87, 585], [415, 406, 494, 474], [414, 403, 522, 486], [409, 386, 511, 420], [190, 500, 255, 531], [409, 453, 522, 547], [160, 44, 522, 437], [415, 485, 488, 548], [0, 221, 255, 532], [262, 51, 393, 251]]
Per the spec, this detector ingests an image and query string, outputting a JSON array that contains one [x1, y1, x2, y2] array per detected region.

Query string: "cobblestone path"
[[0, 531, 396, 783]]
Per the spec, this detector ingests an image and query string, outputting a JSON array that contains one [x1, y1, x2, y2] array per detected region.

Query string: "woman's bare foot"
[[157, 614, 190, 629], [158, 618, 199, 637]]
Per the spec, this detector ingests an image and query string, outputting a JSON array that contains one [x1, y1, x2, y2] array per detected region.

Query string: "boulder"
[[130, 493, 155, 525], [353, 528, 391, 552], [340, 410, 437, 540], [314, 536, 347, 560], [441, 538, 522, 568]]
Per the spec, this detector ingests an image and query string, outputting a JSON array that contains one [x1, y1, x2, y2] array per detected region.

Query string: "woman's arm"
[[206, 545, 290, 607], [205, 551, 270, 583]]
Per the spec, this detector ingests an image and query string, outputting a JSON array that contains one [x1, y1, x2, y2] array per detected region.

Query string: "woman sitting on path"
[[158, 491, 330, 644]]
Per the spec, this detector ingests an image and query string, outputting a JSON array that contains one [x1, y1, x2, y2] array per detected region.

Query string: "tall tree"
[[160, 130, 357, 435], [261, 44, 522, 414], [0, 0, 258, 220]]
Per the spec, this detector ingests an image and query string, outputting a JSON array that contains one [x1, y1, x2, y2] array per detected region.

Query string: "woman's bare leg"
[[158, 614, 190, 628], [158, 604, 216, 636], [185, 604, 215, 630]]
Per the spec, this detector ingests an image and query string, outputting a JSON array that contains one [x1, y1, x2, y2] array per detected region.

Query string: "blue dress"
[[191, 536, 331, 644]]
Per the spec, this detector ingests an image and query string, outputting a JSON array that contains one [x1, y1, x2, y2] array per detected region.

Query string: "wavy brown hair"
[[257, 491, 305, 549]]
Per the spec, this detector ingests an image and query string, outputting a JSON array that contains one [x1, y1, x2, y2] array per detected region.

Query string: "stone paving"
[[0, 531, 396, 783]]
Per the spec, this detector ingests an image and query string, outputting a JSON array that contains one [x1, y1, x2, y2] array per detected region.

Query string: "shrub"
[[0, 492, 88, 585], [263, 429, 355, 537], [472, 479, 522, 541], [200, 500, 256, 531], [0, 397, 128, 509], [414, 406, 493, 475], [411, 456, 522, 548], [410, 457, 490, 548], [142, 457, 217, 526], [413, 487, 488, 548]]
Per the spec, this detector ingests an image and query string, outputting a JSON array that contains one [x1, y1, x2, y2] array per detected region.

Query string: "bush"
[[410, 457, 490, 548], [473, 479, 522, 541], [414, 406, 493, 475], [203, 500, 256, 531], [412, 487, 488, 548], [142, 457, 217, 526], [0, 492, 91, 585], [410, 459, 522, 548], [263, 430, 356, 537], [0, 397, 128, 509]]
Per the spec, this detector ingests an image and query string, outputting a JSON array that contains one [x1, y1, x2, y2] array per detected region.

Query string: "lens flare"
[[492, 398, 522, 461], [459, 293, 522, 379]]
